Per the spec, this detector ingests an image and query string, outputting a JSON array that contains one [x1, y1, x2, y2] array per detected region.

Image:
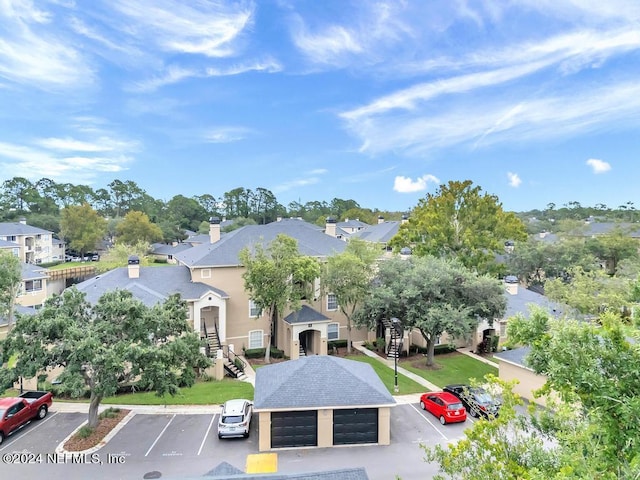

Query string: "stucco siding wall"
[[498, 360, 548, 406]]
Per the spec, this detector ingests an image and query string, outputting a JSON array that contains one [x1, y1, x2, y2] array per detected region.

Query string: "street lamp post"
[[391, 317, 400, 393]]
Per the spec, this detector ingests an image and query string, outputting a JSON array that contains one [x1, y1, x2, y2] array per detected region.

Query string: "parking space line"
[[145, 414, 175, 457], [197, 414, 217, 456], [408, 403, 448, 441], [0, 412, 59, 452]]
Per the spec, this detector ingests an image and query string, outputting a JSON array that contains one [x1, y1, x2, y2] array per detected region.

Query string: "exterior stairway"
[[383, 318, 403, 360], [299, 345, 306, 357], [202, 324, 247, 380], [223, 358, 248, 381]]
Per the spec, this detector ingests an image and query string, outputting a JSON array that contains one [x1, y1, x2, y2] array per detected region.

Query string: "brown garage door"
[[271, 410, 317, 448], [333, 408, 378, 445]]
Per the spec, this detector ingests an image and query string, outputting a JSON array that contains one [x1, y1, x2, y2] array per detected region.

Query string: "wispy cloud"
[[272, 177, 320, 193], [586, 158, 611, 174], [203, 127, 252, 144], [393, 174, 439, 193], [308, 168, 328, 175], [507, 172, 522, 187]]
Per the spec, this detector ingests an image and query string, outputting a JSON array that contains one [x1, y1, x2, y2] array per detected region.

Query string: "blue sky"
[[1, 1, 639, 214]]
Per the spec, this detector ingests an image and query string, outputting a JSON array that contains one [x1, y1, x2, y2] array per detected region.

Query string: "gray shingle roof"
[[151, 242, 194, 255], [75, 265, 228, 306], [254, 356, 395, 410], [337, 219, 369, 229], [504, 287, 565, 319], [0, 222, 52, 236], [176, 220, 346, 268], [283, 305, 330, 324], [21, 262, 48, 280], [0, 239, 18, 248], [351, 221, 400, 243], [494, 346, 531, 368]]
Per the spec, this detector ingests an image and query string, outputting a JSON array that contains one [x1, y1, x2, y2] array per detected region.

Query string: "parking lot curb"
[[55, 409, 137, 456]]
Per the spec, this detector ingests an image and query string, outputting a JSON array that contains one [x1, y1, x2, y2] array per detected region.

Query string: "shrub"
[[243, 347, 285, 359], [411, 343, 457, 355], [490, 335, 500, 353], [375, 337, 386, 353], [328, 339, 348, 350], [76, 425, 94, 439], [99, 407, 121, 420]]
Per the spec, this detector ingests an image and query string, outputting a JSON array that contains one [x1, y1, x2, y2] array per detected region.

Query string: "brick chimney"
[[325, 217, 337, 237], [128, 255, 140, 279], [377, 215, 385, 224], [504, 275, 519, 295], [209, 217, 221, 244]]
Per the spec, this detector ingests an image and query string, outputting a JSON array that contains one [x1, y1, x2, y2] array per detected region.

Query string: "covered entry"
[[271, 410, 318, 448], [333, 408, 378, 445]]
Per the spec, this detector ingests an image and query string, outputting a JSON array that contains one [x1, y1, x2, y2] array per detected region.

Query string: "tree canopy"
[[321, 238, 379, 354], [0, 251, 21, 330], [354, 255, 506, 365], [60, 203, 107, 257], [116, 211, 163, 245], [239, 235, 321, 362], [391, 180, 527, 274], [0, 288, 209, 428]]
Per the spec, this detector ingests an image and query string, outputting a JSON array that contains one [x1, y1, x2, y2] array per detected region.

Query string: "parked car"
[[0, 391, 53, 444], [218, 399, 253, 439], [419, 391, 467, 425], [443, 384, 501, 419]]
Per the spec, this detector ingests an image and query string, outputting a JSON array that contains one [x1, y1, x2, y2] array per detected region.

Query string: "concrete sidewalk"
[[353, 343, 439, 392]]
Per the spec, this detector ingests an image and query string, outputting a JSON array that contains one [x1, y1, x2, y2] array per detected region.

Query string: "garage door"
[[333, 408, 378, 445], [271, 410, 317, 448]]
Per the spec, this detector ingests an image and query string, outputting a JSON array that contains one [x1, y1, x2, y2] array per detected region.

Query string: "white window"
[[201, 269, 211, 279], [327, 323, 339, 341], [248, 330, 263, 349], [249, 300, 261, 318], [327, 293, 338, 311], [499, 321, 507, 337]]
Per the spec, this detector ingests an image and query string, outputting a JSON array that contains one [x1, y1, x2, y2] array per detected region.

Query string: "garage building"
[[254, 355, 396, 451]]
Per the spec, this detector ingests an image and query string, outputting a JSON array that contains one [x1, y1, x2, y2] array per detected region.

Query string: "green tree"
[[586, 226, 639, 275], [239, 235, 321, 363], [0, 289, 209, 428], [116, 211, 163, 245], [391, 180, 527, 274], [507, 309, 640, 476], [545, 266, 629, 315], [60, 204, 107, 259], [354, 256, 506, 366], [166, 194, 208, 231], [322, 238, 379, 354], [0, 251, 22, 331]]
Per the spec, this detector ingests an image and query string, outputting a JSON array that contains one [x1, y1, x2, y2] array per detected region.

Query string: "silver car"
[[218, 399, 253, 439]]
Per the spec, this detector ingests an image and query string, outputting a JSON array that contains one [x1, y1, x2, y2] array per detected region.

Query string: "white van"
[[218, 399, 253, 439]]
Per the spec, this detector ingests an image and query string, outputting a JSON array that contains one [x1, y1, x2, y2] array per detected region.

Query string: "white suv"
[[218, 399, 253, 439]]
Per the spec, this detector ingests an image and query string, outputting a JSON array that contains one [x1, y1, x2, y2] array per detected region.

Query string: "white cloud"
[[203, 127, 251, 144], [393, 174, 439, 193], [507, 172, 522, 187], [308, 168, 328, 175], [272, 177, 320, 193], [586, 158, 611, 173]]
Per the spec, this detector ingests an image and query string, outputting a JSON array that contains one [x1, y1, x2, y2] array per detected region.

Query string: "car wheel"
[[0, 431, 4, 445], [420, 401, 426, 410], [218, 434, 223, 439], [37, 405, 48, 420], [243, 431, 249, 438], [439, 415, 446, 425]]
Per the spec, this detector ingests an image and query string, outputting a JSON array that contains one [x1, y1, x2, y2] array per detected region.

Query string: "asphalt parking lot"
[[0, 402, 475, 480]]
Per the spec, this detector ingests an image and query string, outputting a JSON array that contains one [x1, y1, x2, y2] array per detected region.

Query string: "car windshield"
[[474, 392, 494, 404], [448, 403, 463, 410], [221, 415, 243, 424]]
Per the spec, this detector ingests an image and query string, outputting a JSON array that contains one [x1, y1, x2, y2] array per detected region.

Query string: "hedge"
[[243, 346, 285, 359], [410, 343, 457, 355]]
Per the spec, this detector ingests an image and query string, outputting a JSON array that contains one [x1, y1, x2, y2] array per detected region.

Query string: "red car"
[[419, 391, 467, 425]]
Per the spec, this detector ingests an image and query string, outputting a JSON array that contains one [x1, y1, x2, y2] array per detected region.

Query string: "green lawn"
[[400, 353, 498, 388], [101, 379, 254, 405], [346, 355, 425, 395]]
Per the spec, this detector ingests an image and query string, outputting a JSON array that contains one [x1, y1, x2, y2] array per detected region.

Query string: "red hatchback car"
[[419, 391, 467, 425]]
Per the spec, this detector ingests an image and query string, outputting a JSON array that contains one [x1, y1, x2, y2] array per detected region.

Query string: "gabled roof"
[[151, 242, 193, 255], [504, 287, 565, 319], [254, 355, 395, 410], [0, 222, 52, 236], [75, 265, 228, 306], [21, 262, 48, 281], [337, 219, 369, 229], [494, 346, 532, 369], [283, 305, 330, 324], [583, 222, 640, 237], [175, 220, 346, 268], [351, 221, 400, 243], [0, 239, 18, 248]]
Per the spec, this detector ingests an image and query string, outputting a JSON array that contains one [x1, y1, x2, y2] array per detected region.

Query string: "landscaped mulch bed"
[[64, 408, 130, 452]]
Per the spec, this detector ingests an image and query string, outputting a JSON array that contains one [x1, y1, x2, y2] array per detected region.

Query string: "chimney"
[[276, 216, 283, 222], [19, 217, 26, 225], [325, 217, 337, 237], [127, 255, 140, 279], [504, 240, 515, 253], [400, 247, 412, 260], [377, 215, 385, 224], [504, 275, 519, 295], [209, 216, 221, 243], [344, 218, 349, 222], [401, 214, 409, 225]]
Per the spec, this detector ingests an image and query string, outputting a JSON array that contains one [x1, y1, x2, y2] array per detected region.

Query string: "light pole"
[[391, 317, 400, 393]]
